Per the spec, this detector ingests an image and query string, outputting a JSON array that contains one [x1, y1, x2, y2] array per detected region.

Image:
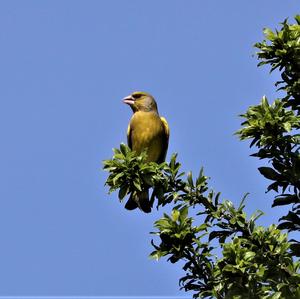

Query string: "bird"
[[122, 91, 169, 213]]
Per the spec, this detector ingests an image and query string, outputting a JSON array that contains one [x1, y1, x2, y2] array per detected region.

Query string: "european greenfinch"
[[123, 91, 169, 213]]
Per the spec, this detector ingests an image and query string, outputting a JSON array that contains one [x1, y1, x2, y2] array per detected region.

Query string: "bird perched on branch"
[[123, 91, 169, 213]]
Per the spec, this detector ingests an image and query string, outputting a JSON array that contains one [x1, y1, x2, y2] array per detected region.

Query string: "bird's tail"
[[125, 190, 151, 213]]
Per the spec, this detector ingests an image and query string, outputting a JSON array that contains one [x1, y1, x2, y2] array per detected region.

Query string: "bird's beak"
[[122, 94, 135, 105]]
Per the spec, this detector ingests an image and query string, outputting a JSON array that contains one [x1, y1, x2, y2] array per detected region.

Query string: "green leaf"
[[209, 230, 231, 242], [258, 167, 281, 180], [263, 28, 275, 40], [133, 180, 142, 191], [179, 206, 189, 222], [270, 292, 282, 299], [172, 209, 180, 222], [283, 122, 292, 132], [257, 265, 265, 277], [244, 251, 255, 260], [112, 172, 124, 185], [187, 171, 194, 188], [120, 143, 128, 155], [272, 195, 298, 207], [118, 185, 129, 200]]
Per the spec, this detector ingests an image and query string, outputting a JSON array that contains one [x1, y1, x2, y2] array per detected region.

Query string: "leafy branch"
[[103, 144, 300, 298], [103, 15, 300, 299], [237, 16, 300, 237]]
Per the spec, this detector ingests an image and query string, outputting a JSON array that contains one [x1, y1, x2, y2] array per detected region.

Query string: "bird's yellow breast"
[[129, 111, 165, 162]]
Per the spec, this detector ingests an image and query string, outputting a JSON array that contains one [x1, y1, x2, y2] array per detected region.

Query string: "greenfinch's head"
[[123, 91, 158, 113]]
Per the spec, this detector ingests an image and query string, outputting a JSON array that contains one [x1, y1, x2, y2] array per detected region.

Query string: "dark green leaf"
[[272, 195, 298, 207], [258, 167, 281, 180], [118, 185, 129, 200]]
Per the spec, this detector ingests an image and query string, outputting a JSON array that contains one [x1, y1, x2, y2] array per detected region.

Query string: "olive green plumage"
[[123, 91, 169, 213]]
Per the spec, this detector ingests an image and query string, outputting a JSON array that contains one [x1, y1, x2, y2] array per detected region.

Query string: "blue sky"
[[0, 0, 299, 297]]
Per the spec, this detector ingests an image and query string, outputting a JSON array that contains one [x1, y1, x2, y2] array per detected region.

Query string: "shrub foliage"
[[104, 16, 300, 299]]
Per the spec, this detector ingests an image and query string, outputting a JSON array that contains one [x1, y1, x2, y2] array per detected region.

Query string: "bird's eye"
[[132, 93, 142, 99]]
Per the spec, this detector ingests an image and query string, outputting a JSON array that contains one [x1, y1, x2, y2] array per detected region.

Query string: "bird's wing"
[[158, 116, 170, 163], [160, 117, 170, 139], [127, 123, 132, 149]]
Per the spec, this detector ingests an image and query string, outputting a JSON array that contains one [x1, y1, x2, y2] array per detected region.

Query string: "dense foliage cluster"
[[104, 16, 300, 299], [237, 16, 300, 250]]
